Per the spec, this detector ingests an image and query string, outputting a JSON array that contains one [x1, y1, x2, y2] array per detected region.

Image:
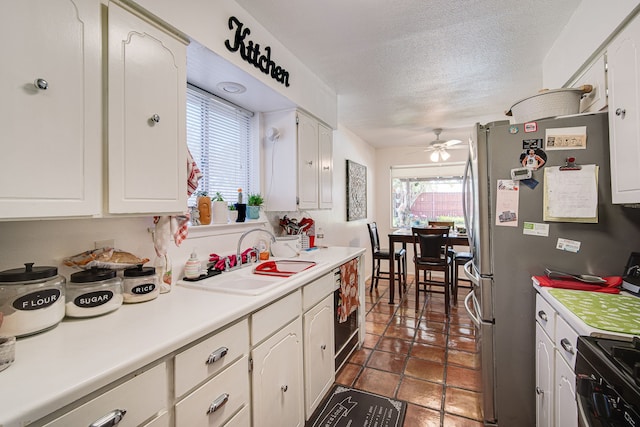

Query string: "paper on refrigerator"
[[543, 165, 598, 222], [495, 179, 519, 227]]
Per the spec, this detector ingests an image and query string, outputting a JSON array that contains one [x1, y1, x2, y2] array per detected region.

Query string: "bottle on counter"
[[184, 251, 202, 279]]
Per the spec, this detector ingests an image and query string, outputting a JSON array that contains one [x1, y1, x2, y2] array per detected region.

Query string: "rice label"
[[132, 283, 156, 295]]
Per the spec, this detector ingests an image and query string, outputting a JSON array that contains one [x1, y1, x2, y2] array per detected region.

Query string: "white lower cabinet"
[[43, 362, 168, 427], [251, 317, 304, 427], [534, 293, 578, 427]]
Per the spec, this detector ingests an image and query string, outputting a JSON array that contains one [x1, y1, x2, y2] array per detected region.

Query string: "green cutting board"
[[548, 289, 640, 335]]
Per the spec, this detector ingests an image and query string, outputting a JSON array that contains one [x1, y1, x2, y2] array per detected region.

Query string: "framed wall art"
[[346, 160, 367, 221]]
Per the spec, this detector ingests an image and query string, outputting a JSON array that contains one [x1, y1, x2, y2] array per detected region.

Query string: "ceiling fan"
[[425, 128, 462, 162]]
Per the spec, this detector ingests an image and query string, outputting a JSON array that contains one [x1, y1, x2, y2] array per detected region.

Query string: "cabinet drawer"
[[223, 405, 250, 427], [43, 362, 167, 427], [302, 273, 334, 311], [142, 411, 170, 427], [555, 314, 579, 368], [175, 318, 249, 398], [175, 356, 250, 427], [536, 293, 556, 340], [252, 290, 301, 344]]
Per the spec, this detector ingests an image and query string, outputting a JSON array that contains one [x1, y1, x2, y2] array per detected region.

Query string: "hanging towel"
[[534, 275, 622, 294], [338, 258, 360, 323], [187, 147, 203, 196]]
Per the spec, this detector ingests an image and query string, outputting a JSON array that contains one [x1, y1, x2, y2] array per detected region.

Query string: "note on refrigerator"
[[495, 179, 519, 227], [543, 165, 598, 222]]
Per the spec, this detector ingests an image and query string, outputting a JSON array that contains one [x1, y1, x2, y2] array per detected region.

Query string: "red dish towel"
[[338, 258, 360, 323], [534, 275, 622, 294]]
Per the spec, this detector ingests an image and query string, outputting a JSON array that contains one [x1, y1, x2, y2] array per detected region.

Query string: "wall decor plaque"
[[346, 160, 367, 221]]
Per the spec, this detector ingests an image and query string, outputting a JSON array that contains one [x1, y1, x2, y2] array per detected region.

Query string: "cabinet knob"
[[306, 160, 313, 166], [615, 108, 626, 118], [537, 310, 547, 322], [281, 385, 288, 392], [34, 78, 48, 90], [322, 166, 330, 170], [150, 114, 160, 123], [560, 338, 575, 355], [321, 344, 327, 350], [535, 386, 544, 396]]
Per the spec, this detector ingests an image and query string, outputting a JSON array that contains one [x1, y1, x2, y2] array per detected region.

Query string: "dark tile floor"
[[335, 274, 484, 426]]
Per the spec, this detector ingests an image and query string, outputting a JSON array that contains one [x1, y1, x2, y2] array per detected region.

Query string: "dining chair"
[[367, 222, 407, 293], [412, 226, 452, 314], [451, 251, 473, 304]]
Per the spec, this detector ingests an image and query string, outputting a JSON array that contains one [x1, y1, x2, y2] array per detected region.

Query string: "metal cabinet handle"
[[537, 310, 548, 322], [560, 338, 575, 354], [207, 393, 229, 415], [89, 409, 127, 427], [305, 160, 313, 166], [281, 385, 288, 392], [206, 347, 228, 365], [535, 386, 544, 396], [34, 78, 48, 90], [322, 166, 330, 170], [615, 108, 626, 118], [150, 114, 160, 123]]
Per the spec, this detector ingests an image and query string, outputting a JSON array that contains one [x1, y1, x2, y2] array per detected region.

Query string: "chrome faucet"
[[236, 228, 277, 268]]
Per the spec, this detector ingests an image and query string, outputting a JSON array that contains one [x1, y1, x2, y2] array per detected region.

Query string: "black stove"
[[576, 336, 640, 426]]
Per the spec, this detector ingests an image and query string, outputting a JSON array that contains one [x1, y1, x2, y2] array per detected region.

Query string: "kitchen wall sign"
[[346, 160, 367, 221], [225, 16, 291, 87]]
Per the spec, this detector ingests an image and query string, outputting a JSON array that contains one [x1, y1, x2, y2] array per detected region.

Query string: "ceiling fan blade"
[[442, 139, 462, 147]]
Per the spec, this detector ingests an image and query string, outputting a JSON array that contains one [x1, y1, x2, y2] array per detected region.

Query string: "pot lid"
[[124, 264, 155, 277], [0, 263, 58, 282]]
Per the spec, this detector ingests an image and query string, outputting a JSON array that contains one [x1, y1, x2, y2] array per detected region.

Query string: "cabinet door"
[[318, 123, 333, 209], [297, 112, 319, 210], [108, 3, 187, 214], [303, 294, 335, 418], [535, 323, 554, 427], [607, 15, 640, 204], [555, 353, 577, 427], [0, 0, 101, 219], [252, 317, 304, 427]]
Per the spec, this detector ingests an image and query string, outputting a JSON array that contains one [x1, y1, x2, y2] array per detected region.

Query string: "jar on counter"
[[0, 263, 66, 337], [66, 268, 123, 318], [122, 264, 159, 303]]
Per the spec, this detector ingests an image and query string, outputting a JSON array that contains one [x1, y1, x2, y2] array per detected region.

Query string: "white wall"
[[543, 0, 640, 88]]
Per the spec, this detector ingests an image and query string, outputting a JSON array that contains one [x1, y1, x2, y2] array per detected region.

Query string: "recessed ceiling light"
[[217, 81, 247, 94]]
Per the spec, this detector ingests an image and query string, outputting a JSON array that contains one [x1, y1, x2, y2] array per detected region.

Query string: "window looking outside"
[[392, 176, 464, 228], [186, 84, 256, 207]]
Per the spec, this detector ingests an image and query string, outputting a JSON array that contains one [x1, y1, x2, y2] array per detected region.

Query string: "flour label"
[[13, 289, 61, 311]]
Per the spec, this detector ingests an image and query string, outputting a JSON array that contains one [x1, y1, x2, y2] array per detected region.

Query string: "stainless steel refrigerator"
[[462, 111, 640, 426]]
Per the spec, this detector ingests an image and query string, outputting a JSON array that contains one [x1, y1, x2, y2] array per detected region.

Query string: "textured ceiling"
[[234, 0, 582, 149]]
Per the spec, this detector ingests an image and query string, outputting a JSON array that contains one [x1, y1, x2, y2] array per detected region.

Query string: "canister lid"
[[124, 264, 155, 277], [70, 267, 117, 283], [0, 262, 58, 282]]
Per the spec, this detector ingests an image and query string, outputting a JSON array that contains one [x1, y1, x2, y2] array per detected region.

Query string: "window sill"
[[186, 219, 268, 239]]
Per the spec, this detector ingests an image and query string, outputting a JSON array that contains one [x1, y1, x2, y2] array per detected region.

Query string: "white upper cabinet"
[[108, 2, 188, 214], [571, 54, 607, 113], [263, 110, 333, 211], [607, 13, 640, 204], [0, 0, 102, 219]]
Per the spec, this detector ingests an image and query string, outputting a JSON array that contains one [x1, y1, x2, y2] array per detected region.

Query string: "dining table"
[[387, 227, 470, 304]]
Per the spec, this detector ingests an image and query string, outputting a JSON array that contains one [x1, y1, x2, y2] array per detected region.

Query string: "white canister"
[[0, 263, 66, 337], [66, 268, 123, 318], [122, 265, 159, 303]]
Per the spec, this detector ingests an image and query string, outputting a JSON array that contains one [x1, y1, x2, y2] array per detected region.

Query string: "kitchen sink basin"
[[253, 260, 317, 277], [179, 275, 285, 295]]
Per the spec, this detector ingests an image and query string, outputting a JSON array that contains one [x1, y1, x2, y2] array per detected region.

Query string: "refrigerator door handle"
[[462, 154, 473, 245], [463, 259, 478, 285], [464, 290, 481, 326]]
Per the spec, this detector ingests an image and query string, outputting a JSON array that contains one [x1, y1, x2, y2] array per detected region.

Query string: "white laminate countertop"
[[533, 277, 638, 340], [0, 246, 365, 427]]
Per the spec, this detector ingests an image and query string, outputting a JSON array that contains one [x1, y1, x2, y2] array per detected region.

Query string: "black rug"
[[306, 385, 407, 427]]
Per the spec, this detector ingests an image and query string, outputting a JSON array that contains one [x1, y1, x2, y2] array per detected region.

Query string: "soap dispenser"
[[184, 251, 202, 279]]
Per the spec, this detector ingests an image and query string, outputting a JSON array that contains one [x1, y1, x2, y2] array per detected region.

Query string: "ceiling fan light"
[[430, 151, 440, 162], [440, 150, 451, 161]]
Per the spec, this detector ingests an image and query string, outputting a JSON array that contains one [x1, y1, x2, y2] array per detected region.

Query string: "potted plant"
[[228, 203, 238, 223], [196, 191, 211, 225], [247, 193, 264, 219], [212, 192, 228, 224]]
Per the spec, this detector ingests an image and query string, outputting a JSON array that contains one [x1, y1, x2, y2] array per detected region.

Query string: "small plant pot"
[[212, 201, 228, 224], [247, 205, 260, 220], [235, 203, 246, 222], [228, 210, 238, 223]]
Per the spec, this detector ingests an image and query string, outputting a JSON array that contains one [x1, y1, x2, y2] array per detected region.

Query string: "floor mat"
[[306, 385, 407, 427]]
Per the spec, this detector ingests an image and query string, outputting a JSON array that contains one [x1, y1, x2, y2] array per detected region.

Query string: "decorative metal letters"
[[225, 16, 291, 87]]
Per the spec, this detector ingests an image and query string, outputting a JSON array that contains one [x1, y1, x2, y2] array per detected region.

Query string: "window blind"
[[186, 84, 254, 206]]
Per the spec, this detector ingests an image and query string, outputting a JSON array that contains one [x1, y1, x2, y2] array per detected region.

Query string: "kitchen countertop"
[[533, 277, 638, 340], [0, 246, 365, 427]]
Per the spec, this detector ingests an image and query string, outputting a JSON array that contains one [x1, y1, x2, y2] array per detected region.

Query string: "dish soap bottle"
[[184, 251, 202, 279]]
